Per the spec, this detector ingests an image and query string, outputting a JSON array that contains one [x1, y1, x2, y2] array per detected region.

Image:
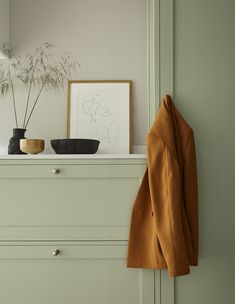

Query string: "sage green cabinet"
[[0, 242, 154, 304], [0, 158, 157, 304], [0, 160, 146, 241]]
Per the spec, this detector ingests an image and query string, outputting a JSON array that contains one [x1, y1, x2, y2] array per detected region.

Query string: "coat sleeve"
[[182, 130, 199, 266], [147, 133, 190, 277]]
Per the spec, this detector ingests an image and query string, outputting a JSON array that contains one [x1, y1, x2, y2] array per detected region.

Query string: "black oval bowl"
[[51, 139, 100, 154]]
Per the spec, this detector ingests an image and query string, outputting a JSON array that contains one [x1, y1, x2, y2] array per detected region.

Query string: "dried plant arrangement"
[[0, 42, 79, 129]]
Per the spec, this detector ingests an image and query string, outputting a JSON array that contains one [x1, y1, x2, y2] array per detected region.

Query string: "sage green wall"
[[173, 0, 235, 303]]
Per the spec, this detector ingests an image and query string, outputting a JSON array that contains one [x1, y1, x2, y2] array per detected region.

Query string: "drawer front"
[[0, 243, 155, 304], [0, 163, 146, 178], [0, 242, 127, 259], [0, 163, 146, 241]]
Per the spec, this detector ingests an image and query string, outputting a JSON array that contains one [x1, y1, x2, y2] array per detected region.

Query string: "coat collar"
[[149, 95, 192, 161]]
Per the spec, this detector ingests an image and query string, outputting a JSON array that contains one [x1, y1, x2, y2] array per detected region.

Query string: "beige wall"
[[173, 0, 235, 303], [0, 0, 148, 152], [0, 0, 10, 55]]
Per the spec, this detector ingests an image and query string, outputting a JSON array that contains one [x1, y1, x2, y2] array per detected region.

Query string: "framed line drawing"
[[67, 80, 131, 154]]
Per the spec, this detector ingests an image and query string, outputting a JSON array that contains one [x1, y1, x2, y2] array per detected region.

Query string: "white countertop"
[[0, 154, 147, 160]]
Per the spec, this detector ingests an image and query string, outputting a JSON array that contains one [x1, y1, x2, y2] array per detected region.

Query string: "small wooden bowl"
[[20, 139, 45, 154]]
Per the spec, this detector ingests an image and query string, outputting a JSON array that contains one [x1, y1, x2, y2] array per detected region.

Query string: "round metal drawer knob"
[[52, 249, 60, 256], [52, 168, 61, 175]]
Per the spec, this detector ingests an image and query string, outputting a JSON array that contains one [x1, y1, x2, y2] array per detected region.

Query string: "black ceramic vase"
[[8, 128, 27, 154]]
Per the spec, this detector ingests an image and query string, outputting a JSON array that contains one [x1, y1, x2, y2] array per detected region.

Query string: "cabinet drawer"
[[0, 163, 145, 241], [0, 164, 145, 178], [0, 242, 127, 259], [0, 242, 155, 304]]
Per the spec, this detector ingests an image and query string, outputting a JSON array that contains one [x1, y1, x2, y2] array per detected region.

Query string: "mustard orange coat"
[[127, 95, 198, 277]]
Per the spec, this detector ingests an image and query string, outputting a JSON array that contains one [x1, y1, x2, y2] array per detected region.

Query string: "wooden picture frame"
[[67, 80, 131, 154]]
